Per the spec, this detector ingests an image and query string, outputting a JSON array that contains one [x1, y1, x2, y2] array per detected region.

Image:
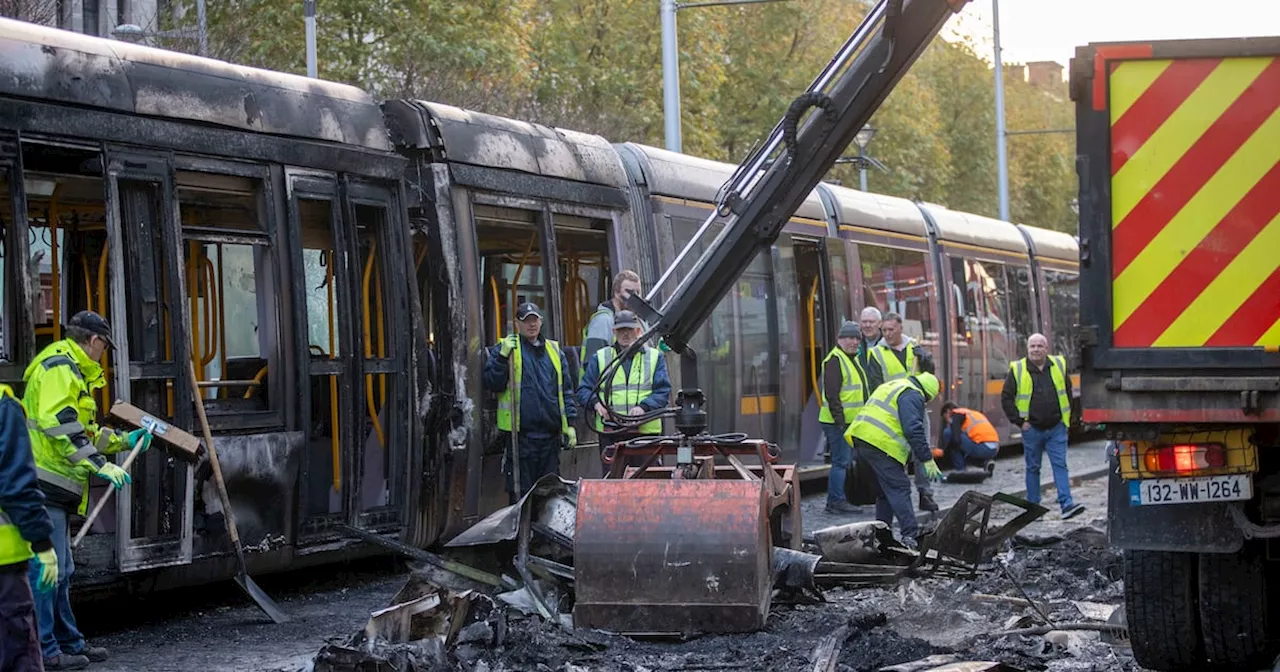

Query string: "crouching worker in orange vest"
[[940, 402, 999, 477]]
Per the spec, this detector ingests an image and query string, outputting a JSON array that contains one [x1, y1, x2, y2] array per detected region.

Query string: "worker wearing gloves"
[[868, 313, 940, 513], [24, 310, 150, 670], [845, 372, 943, 550], [484, 302, 577, 503], [940, 402, 999, 476], [577, 310, 670, 476], [0, 377, 57, 672], [818, 321, 868, 514]]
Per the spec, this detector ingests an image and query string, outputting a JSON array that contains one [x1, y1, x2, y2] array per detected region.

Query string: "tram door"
[[785, 236, 831, 466], [103, 148, 197, 571]]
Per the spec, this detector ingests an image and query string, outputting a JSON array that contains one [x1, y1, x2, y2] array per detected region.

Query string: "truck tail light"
[[1144, 443, 1226, 475]]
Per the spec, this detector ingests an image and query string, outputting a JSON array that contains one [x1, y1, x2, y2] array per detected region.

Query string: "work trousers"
[[503, 432, 561, 504], [853, 438, 920, 540], [942, 428, 999, 471], [821, 422, 854, 505], [1023, 423, 1075, 513], [27, 505, 86, 661], [0, 560, 42, 671]]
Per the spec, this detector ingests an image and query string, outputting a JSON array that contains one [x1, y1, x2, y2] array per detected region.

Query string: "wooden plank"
[[107, 401, 202, 460]]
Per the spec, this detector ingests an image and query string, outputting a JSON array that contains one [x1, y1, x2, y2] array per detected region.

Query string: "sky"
[[942, 0, 1280, 70]]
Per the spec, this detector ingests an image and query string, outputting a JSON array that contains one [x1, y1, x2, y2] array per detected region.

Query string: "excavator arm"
[[611, 0, 970, 435]]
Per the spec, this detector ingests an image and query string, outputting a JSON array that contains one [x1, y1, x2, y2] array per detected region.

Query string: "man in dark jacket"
[[484, 303, 578, 502], [818, 321, 867, 514], [582, 271, 643, 368], [0, 379, 58, 672], [856, 307, 884, 391], [1001, 333, 1083, 520], [578, 310, 671, 476]]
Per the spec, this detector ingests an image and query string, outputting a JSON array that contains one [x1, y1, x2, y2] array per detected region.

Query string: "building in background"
[[1, 0, 157, 40]]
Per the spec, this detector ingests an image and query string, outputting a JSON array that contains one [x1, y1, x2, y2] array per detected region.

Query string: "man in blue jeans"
[[818, 322, 868, 513], [1001, 333, 1085, 520]]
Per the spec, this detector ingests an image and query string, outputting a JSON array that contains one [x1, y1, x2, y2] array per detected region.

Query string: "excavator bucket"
[[572, 478, 772, 634]]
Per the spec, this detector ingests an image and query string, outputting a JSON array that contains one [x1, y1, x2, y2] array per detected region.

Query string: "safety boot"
[[825, 499, 860, 514], [43, 654, 90, 670], [918, 492, 939, 513], [73, 644, 109, 662]]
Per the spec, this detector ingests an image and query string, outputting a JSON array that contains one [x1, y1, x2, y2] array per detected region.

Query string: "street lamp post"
[[304, 0, 318, 79], [660, 0, 793, 153], [853, 124, 877, 192], [993, 0, 1010, 221]]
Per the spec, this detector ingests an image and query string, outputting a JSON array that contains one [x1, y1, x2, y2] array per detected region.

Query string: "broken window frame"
[[174, 156, 285, 433], [102, 145, 197, 573], [288, 171, 361, 540]]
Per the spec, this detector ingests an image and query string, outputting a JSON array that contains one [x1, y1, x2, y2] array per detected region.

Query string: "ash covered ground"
[[79, 459, 1134, 672]]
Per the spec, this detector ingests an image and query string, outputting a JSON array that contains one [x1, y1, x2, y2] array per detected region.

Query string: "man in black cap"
[[577, 310, 671, 476], [818, 321, 868, 513], [23, 310, 150, 669], [483, 303, 577, 502]]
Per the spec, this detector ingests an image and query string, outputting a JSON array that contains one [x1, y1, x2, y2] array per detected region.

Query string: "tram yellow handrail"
[[96, 251, 110, 412], [79, 254, 91, 312], [244, 365, 268, 399], [215, 245, 228, 397], [362, 239, 386, 449], [201, 255, 218, 368], [489, 276, 501, 341], [807, 276, 819, 400], [375, 256, 386, 423]]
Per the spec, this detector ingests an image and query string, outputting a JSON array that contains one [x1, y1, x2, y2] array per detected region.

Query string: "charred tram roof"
[[0, 17, 401, 175]]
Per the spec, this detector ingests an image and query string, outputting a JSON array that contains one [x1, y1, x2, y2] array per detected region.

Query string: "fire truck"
[[1071, 39, 1280, 669]]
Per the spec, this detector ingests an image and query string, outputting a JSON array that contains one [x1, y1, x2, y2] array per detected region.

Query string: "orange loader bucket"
[[572, 478, 771, 634]]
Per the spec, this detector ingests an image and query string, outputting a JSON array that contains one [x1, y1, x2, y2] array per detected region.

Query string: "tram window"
[[474, 205, 545, 344], [1045, 269, 1079, 370], [973, 261, 1012, 376], [20, 144, 110, 355], [1006, 265, 1036, 361], [179, 178, 278, 415], [555, 216, 610, 347], [859, 244, 933, 342], [300, 199, 342, 357], [671, 214, 735, 433]]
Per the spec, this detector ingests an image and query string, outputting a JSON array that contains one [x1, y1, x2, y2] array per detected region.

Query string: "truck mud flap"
[[1107, 455, 1244, 553]]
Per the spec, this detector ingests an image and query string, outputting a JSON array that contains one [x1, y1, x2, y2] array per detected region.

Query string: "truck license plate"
[[1129, 474, 1252, 506]]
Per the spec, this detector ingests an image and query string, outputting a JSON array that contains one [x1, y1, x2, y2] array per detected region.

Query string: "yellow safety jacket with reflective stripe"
[[0, 384, 35, 565], [23, 339, 128, 515], [845, 378, 917, 465], [496, 338, 570, 439], [871, 342, 919, 382], [593, 346, 662, 434], [1011, 355, 1070, 428], [818, 347, 866, 425]]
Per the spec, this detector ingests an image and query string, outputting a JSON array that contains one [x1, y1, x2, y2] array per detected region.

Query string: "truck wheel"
[[1199, 548, 1272, 669], [1125, 550, 1203, 670]]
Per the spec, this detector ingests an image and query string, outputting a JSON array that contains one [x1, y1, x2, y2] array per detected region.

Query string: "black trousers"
[[503, 432, 561, 504], [0, 560, 43, 671]]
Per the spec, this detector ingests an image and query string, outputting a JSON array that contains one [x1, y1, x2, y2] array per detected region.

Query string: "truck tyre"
[[1199, 548, 1272, 670], [1125, 550, 1203, 670]]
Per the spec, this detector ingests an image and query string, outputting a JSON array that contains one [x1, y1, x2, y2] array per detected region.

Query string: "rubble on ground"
[[307, 476, 1138, 672]]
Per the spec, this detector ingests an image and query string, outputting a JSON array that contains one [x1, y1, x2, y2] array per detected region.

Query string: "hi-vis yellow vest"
[[593, 346, 662, 435], [818, 348, 866, 424], [1011, 355, 1070, 428], [846, 378, 917, 464], [0, 384, 35, 565], [871, 342, 918, 382], [496, 338, 570, 439]]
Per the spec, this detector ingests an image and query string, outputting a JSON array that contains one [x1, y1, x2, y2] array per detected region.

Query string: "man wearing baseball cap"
[[23, 310, 151, 669], [483, 302, 577, 502]]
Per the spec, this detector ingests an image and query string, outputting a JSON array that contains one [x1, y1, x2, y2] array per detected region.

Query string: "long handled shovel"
[[71, 427, 151, 548], [189, 361, 289, 624]]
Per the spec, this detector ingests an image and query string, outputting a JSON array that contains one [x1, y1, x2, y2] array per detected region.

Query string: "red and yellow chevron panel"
[[1109, 56, 1280, 348]]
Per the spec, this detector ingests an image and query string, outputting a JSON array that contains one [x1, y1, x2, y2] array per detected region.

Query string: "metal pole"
[[304, 0, 318, 78], [661, 0, 682, 152], [196, 0, 207, 56], [859, 146, 868, 192], [993, 0, 1009, 221]]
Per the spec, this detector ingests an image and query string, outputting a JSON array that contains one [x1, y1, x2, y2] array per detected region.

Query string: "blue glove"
[[95, 462, 132, 489], [34, 548, 58, 592], [126, 428, 153, 452]]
